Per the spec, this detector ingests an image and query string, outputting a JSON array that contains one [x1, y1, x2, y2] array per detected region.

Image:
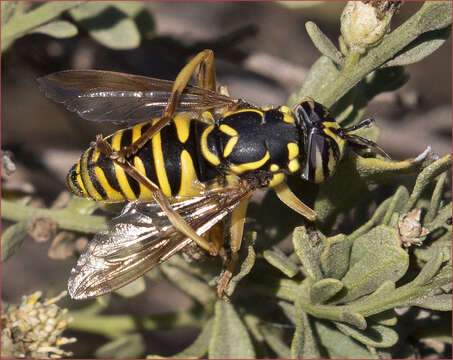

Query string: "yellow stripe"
[[174, 114, 191, 143], [201, 111, 215, 124], [223, 108, 264, 118], [219, 124, 238, 136], [132, 122, 147, 142], [201, 125, 220, 166], [287, 142, 299, 160], [229, 151, 270, 174], [178, 150, 201, 196], [75, 162, 89, 197], [133, 156, 154, 200], [92, 148, 101, 162], [280, 106, 295, 123], [270, 164, 280, 172], [94, 166, 124, 201], [323, 125, 346, 158], [269, 173, 286, 187], [113, 162, 137, 200], [288, 159, 300, 173], [280, 106, 291, 115], [111, 130, 124, 151], [80, 149, 103, 201], [283, 114, 295, 123], [223, 136, 238, 158], [151, 121, 172, 197], [327, 147, 337, 174]]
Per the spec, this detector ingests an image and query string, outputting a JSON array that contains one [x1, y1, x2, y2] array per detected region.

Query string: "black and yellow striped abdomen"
[[67, 104, 348, 202], [67, 114, 219, 202]]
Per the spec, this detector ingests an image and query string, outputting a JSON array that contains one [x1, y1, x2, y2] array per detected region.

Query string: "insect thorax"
[[200, 107, 302, 188]]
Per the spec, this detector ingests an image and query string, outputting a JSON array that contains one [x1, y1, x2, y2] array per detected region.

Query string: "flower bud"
[[341, 1, 401, 53]]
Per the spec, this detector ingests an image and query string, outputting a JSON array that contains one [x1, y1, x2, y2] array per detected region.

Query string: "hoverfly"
[[38, 50, 389, 300]]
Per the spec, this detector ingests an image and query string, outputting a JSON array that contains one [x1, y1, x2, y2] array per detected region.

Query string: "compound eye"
[[302, 131, 340, 184], [294, 97, 332, 129]]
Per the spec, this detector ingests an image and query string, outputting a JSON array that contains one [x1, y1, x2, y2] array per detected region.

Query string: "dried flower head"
[[341, 1, 401, 53], [1, 291, 76, 359], [398, 208, 429, 247]]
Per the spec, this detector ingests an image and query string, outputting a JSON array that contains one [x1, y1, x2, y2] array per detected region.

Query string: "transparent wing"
[[68, 182, 254, 299], [37, 70, 237, 125]]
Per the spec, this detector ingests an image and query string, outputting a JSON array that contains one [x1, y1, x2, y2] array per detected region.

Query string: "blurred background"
[[2, 1, 451, 357]]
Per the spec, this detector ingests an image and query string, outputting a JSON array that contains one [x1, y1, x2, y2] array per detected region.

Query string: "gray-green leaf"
[[310, 278, 344, 304], [306, 21, 344, 66], [320, 234, 351, 279], [209, 301, 255, 359], [335, 322, 399, 348], [263, 247, 299, 278], [384, 26, 451, 67], [70, 3, 140, 49], [114, 277, 146, 298], [31, 20, 78, 38], [341, 243, 408, 303], [95, 333, 145, 358], [2, 220, 29, 262], [292, 227, 324, 281]]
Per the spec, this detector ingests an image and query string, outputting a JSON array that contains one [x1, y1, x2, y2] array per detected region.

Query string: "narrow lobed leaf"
[[314, 320, 375, 358], [404, 154, 452, 213], [382, 186, 410, 225], [384, 26, 451, 67], [290, 309, 321, 359], [412, 248, 446, 286], [341, 311, 367, 330], [335, 322, 399, 348], [349, 225, 399, 267], [320, 234, 351, 279], [31, 20, 78, 38], [69, 3, 140, 50], [306, 21, 344, 66], [161, 264, 214, 305], [209, 301, 255, 359], [259, 324, 291, 359], [292, 227, 324, 281], [96, 333, 145, 359], [368, 309, 398, 327], [263, 247, 299, 278], [426, 172, 448, 223], [310, 278, 344, 304], [341, 243, 408, 303], [226, 231, 257, 296], [2, 220, 30, 261], [172, 318, 213, 358]]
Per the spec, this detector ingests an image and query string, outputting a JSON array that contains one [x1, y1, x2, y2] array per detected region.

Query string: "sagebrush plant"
[[2, 1, 451, 358]]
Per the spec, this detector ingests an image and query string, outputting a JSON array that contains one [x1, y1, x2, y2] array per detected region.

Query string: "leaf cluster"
[[1, 1, 154, 52]]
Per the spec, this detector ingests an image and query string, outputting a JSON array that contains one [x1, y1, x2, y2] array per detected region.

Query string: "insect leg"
[[274, 183, 317, 221], [217, 197, 251, 298], [206, 221, 225, 255], [112, 158, 219, 256], [118, 50, 216, 159]]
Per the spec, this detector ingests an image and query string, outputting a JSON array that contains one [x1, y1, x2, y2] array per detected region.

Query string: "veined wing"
[[68, 182, 254, 300], [37, 70, 238, 125]]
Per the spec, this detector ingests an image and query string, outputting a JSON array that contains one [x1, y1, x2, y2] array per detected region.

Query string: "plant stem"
[[2, 199, 107, 233], [68, 308, 202, 338]]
